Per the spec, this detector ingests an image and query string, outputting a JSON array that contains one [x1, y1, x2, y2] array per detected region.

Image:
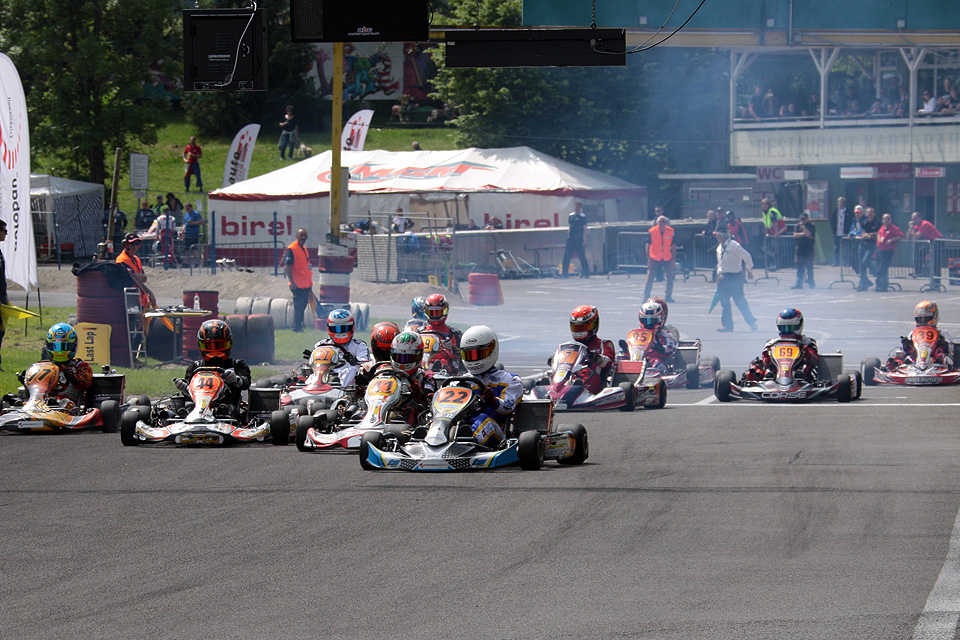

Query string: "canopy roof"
[[209, 147, 644, 202]]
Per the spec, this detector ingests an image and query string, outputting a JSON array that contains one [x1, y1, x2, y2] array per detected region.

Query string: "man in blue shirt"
[[561, 201, 589, 278], [183, 203, 204, 249]]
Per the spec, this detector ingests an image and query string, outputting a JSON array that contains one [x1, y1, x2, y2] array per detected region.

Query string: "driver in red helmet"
[[569, 305, 616, 394], [413, 293, 463, 374], [178, 319, 252, 408], [744, 308, 819, 383], [355, 321, 401, 390]]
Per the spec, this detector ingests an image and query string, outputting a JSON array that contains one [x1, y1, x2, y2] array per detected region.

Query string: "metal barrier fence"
[[615, 232, 648, 272], [616, 231, 716, 281], [834, 237, 939, 291]]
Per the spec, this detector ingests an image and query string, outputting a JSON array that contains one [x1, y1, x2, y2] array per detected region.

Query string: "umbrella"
[[708, 289, 720, 313]]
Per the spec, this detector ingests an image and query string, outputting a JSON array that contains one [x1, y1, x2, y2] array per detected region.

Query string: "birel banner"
[[221, 124, 260, 188], [0, 52, 37, 292]]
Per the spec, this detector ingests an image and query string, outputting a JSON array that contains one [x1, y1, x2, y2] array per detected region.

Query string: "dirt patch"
[[41, 265, 468, 308]]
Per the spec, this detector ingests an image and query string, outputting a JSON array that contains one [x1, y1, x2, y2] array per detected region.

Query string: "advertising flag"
[[0, 52, 36, 292], [341, 110, 374, 152], [222, 124, 260, 188]]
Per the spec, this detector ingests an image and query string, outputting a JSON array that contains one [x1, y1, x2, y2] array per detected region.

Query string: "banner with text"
[[222, 124, 260, 188], [342, 110, 374, 151], [0, 53, 37, 291]]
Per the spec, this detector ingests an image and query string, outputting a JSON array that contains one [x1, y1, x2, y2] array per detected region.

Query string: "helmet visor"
[[200, 338, 231, 352], [570, 320, 594, 335], [47, 339, 75, 353], [425, 307, 446, 320], [329, 324, 352, 335], [391, 352, 421, 365], [638, 316, 659, 329], [462, 343, 495, 363]]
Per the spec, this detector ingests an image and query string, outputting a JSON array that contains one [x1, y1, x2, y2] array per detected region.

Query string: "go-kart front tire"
[[861, 358, 881, 386], [270, 409, 289, 445], [295, 416, 314, 451], [715, 370, 737, 402], [838, 374, 853, 402], [557, 424, 589, 465], [120, 409, 140, 446], [100, 400, 120, 433], [518, 430, 544, 470], [359, 430, 384, 470], [618, 381, 636, 412], [647, 380, 667, 409], [685, 363, 699, 389], [853, 371, 863, 399]]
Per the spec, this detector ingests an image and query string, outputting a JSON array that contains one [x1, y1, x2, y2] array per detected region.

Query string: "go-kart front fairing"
[[280, 344, 348, 410], [0, 362, 122, 433], [525, 342, 661, 411], [862, 327, 960, 386], [616, 329, 718, 390], [714, 340, 861, 403], [360, 376, 588, 471], [121, 368, 268, 446]]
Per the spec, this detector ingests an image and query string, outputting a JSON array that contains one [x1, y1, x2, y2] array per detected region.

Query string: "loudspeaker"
[[290, 0, 429, 43], [183, 9, 268, 92]]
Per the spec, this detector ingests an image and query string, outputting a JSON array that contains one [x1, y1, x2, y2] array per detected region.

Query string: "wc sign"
[[757, 167, 785, 181]]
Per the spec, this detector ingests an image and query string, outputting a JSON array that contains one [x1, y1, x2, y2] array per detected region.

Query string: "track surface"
[[5, 271, 960, 639]]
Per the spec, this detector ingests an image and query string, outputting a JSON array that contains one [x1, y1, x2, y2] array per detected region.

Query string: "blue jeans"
[[858, 243, 874, 288], [876, 249, 894, 290], [278, 132, 296, 159]]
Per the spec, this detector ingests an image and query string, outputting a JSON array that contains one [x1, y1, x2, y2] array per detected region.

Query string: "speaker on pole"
[[290, 0, 429, 43]]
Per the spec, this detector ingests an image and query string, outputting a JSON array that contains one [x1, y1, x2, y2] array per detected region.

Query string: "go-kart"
[[294, 366, 412, 451], [279, 345, 348, 410], [524, 342, 665, 411], [714, 340, 862, 403], [615, 328, 720, 389], [861, 326, 960, 386], [0, 361, 131, 434], [359, 375, 588, 472], [119, 367, 280, 446], [419, 330, 465, 378]]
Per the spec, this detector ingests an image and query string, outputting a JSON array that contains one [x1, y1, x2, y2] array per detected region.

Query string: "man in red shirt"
[[907, 211, 942, 278], [182, 135, 203, 192], [875, 213, 904, 292], [284, 228, 313, 332]]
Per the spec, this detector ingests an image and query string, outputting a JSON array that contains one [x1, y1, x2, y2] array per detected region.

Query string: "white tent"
[[208, 147, 646, 244], [30, 174, 105, 260]]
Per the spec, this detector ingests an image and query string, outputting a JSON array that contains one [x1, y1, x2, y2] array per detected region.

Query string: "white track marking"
[[912, 508, 960, 640]]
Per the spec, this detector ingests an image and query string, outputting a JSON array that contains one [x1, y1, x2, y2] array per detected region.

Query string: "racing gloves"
[[222, 369, 239, 387]]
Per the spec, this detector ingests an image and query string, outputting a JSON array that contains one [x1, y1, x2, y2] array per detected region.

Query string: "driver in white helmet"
[[633, 298, 679, 369], [460, 325, 523, 446], [313, 308, 370, 388]]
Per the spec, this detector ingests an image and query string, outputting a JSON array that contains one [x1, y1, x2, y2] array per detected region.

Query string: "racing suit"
[[894, 329, 954, 368], [631, 327, 679, 373], [46, 358, 94, 412], [181, 357, 252, 409], [744, 336, 819, 383], [414, 322, 463, 374], [313, 338, 371, 389], [469, 366, 524, 445], [574, 336, 616, 395]]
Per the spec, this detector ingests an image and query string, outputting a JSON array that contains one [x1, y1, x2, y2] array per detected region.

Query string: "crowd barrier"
[[615, 232, 648, 273], [833, 237, 944, 292]]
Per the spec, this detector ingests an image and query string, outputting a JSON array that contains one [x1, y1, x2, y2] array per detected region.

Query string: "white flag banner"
[[222, 123, 260, 188], [0, 52, 36, 292], [341, 109, 374, 152]]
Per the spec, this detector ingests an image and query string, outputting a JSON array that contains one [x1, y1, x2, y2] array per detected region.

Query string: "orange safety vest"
[[648, 225, 674, 262], [287, 240, 313, 289], [116, 251, 150, 307]]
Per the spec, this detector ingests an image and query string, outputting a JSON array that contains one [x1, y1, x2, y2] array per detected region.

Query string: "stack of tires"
[[234, 296, 296, 330], [225, 298, 276, 364], [182, 290, 219, 361], [76, 270, 129, 367], [468, 273, 503, 306], [314, 302, 371, 332]]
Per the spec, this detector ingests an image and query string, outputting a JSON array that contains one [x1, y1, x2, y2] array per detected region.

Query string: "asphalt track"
[[5, 268, 960, 639]]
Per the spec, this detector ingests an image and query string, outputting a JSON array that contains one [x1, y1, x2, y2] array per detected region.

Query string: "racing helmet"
[[423, 293, 449, 326], [915, 300, 939, 327], [650, 296, 669, 324], [327, 308, 355, 345], [777, 308, 804, 337], [197, 319, 232, 361], [370, 321, 400, 362], [638, 300, 665, 331], [461, 325, 499, 375], [411, 296, 428, 320], [46, 322, 78, 363], [570, 305, 600, 342], [390, 331, 423, 373]]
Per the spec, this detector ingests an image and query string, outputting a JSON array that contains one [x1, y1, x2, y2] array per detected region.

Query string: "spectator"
[[865, 99, 884, 116], [875, 213, 904, 292], [283, 228, 313, 333], [152, 194, 165, 217], [802, 93, 821, 117], [907, 211, 942, 277], [747, 85, 765, 121], [485, 216, 504, 230], [182, 135, 203, 192], [392, 208, 415, 233], [643, 215, 676, 303], [792, 212, 816, 289], [829, 196, 852, 266], [561, 201, 589, 278], [847, 205, 867, 276], [135, 201, 154, 231], [714, 230, 758, 333], [165, 192, 184, 224], [183, 202, 204, 249], [277, 105, 299, 160], [941, 77, 954, 103], [761, 88, 776, 118], [148, 206, 177, 269], [760, 198, 785, 237], [723, 210, 749, 248], [467, 219, 479, 231], [855, 207, 881, 291], [651, 205, 665, 222], [919, 89, 938, 114]]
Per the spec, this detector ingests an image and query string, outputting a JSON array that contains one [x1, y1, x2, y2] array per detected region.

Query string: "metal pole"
[[273, 211, 279, 277], [211, 210, 217, 275], [330, 42, 344, 244]]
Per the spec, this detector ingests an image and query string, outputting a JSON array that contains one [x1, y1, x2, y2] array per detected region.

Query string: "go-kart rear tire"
[[359, 430, 384, 470], [518, 429, 544, 470], [853, 371, 863, 399], [295, 415, 313, 451], [129, 395, 151, 407], [861, 358, 881, 386], [120, 409, 140, 446], [715, 370, 737, 402], [557, 424, 589, 465], [270, 409, 290, 445], [647, 380, 667, 409], [618, 381, 636, 412], [685, 363, 699, 389], [837, 374, 853, 402], [707, 356, 721, 373], [100, 399, 120, 433]]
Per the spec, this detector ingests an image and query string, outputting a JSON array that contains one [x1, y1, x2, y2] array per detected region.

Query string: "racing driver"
[[744, 308, 820, 383], [460, 325, 523, 446], [569, 305, 616, 394], [313, 308, 370, 389], [888, 300, 954, 369], [34, 322, 93, 413], [177, 319, 251, 416]]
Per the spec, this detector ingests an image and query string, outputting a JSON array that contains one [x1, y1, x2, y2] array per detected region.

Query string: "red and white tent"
[[208, 147, 646, 243]]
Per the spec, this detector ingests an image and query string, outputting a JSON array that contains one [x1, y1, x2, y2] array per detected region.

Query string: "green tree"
[[0, 0, 181, 184]]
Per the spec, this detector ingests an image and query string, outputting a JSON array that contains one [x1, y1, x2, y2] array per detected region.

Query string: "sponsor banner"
[[342, 110, 374, 151], [840, 167, 876, 179], [0, 53, 37, 291], [916, 166, 946, 178], [222, 124, 260, 188]]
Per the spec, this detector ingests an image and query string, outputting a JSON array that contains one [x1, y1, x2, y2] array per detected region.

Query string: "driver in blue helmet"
[[744, 308, 819, 383], [37, 322, 93, 412]]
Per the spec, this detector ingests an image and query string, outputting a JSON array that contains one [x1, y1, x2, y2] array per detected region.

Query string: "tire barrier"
[[269, 298, 292, 331], [145, 317, 175, 362], [468, 273, 503, 306], [224, 314, 249, 361], [317, 243, 354, 307], [245, 314, 275, 364], [182, 290, 219, 361], [250, 296, 272, 316], [232, 296, 295, 331], [234, 296, 254, 315]]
